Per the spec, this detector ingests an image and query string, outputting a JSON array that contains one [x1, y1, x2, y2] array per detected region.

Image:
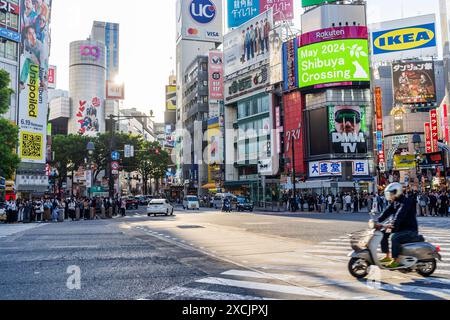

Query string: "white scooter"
[[348, 212, 442, 279]]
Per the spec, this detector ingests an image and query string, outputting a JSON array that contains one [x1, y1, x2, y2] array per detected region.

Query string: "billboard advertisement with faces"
[[392, 61, 436, 104], [18, 0, 52, 164], [328, 105, 368, 155], [227, 0, 293, 28], [224, 8, 273, 76]]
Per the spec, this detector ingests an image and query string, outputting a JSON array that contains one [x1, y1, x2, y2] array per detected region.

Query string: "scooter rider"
[[377, 183, 420, 269]]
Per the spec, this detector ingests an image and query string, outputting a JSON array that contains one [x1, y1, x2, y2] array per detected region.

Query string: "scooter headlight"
[[368, 219, 375, 229]]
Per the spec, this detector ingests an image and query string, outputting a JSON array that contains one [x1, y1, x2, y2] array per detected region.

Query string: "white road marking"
[[162, 286, 273, 300], [196, 276, 377, 300]]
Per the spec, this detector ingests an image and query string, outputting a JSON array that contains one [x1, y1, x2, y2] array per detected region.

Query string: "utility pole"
[[291, 134, 297, 211]]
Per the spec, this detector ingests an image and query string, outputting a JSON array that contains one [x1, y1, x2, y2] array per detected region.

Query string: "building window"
[[0, 39, 18, 61]]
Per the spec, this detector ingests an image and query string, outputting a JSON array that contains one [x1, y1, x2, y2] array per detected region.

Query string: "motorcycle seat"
[[405, 235, 426, 244]]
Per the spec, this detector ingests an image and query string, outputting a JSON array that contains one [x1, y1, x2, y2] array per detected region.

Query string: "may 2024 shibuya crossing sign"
[[302, 0, 337, 7], [297, 39, 370, 89]]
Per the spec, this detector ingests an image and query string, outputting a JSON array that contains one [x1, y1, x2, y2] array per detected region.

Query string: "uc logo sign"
[[190, 0, 216, 24], [372, 23, 436, 54]]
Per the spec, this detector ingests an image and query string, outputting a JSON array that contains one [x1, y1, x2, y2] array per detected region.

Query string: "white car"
[[147, 199, 174, 217], [183, 196, 200, 210]]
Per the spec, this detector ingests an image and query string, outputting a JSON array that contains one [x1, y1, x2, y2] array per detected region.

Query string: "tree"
[[0, 70, 19, 179], [51, 135, 89, 192], [90, 133, 143, 182], [137, 141, 170, 195]]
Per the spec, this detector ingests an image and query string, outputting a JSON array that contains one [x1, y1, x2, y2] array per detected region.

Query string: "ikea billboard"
[[370, 15, 437, 63]]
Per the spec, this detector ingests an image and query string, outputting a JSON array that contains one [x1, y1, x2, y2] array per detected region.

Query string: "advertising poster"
[[48, 65, 56, 89], [17, 0, 52, 164], [76, 97, 102, 136], [328, 106, 368, 154], [394, 155, 416, 171], [392, 61, 436, 104], [430, 109, 439, 152], [208, 51, 224, 101], [106, 81, 125, 100], [269, 25, 283, 84], [297, 39, 370, 89], [224, 9, 273, 76], [166, 85, 177, 110], [227, 0, 292, 28], [302, 0, 337, 7], [370, 15, 437, 62], [177, 0, 223, 43], [425, 122, 432, 153]]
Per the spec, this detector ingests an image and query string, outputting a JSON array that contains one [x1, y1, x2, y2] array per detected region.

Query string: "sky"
[[49, 0, 442, 123]]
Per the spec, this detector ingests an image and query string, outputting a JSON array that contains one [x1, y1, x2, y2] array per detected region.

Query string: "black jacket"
[[378, 195, 418, 233]]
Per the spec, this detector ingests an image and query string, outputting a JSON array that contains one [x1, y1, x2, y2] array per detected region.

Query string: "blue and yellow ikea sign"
[[372, 23, 436, 55]]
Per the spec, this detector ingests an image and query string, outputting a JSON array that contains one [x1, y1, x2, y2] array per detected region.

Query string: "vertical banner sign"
[[282, 38, 298, 91], [430, 109, 439, 152], [375, 87, 386, 171], [440, 103, 450, 145], [425, 122, 432, 154], [18, 0, 52, 164], [208, 51, 224, 101]]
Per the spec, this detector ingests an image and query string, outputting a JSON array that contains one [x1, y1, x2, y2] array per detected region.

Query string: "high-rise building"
[[175, 0, 223, 189], [0, 0, 20, 122], [68, 40, 107, 137], [90, 21, 120, 81]]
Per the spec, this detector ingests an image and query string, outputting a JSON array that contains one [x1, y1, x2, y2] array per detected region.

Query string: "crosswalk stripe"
[[196, 277, 338, 299], [162, 286, 272, 300]]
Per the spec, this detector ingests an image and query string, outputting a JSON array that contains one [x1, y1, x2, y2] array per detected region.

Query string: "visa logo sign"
[[372, 23, 436, 55], [207, 31, 219, 37]]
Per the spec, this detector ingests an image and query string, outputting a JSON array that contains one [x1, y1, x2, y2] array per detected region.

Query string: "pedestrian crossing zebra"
[[146, 264, 450, 300]]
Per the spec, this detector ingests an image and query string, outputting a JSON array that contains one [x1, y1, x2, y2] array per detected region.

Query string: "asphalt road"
[[1, 207, 450, 300]]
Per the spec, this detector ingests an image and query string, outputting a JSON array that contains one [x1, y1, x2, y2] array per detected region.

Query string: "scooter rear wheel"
[[348, 258, 370, 279], [416, 259, 437, 277]]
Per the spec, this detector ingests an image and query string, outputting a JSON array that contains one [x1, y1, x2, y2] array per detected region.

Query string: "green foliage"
[[137, 141, 170, 194], [51, 135, 89, 186], [0, 70, 18, 179], [90, 132, 144, 180], [0, 70, 13, 115], [0, 119, 20, 179]]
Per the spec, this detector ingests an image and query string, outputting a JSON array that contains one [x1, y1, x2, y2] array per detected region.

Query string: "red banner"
[[430, 109, 439, 152], [425, 122, 432, 153], [443, 104, 449, 145], [283, 91, 304, 175]]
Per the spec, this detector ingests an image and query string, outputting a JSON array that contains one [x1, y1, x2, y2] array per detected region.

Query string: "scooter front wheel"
[[348, 258, 370, 279], [416, 259, 437, 277]]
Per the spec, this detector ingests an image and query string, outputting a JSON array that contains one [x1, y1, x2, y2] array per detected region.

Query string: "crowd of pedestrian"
[[281, 191, 387, 214], [2, 196, 130, 224], [416, 191, 450, 217]]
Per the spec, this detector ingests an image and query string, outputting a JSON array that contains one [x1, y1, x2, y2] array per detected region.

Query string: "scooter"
[[348, 212, 442, 279], [222, 201, 232, 213]]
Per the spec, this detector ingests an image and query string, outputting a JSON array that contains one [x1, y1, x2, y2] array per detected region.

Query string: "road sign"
[[124, 145, 131, 158], [112, 170, 119, 176], [111, 151, 120, 161], [111, 162, 119, 170]]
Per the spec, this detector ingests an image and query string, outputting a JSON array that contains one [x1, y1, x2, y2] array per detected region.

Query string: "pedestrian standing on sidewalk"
[[6, 199, 17, 223], [344, 194, 352, 212], [68, 198, 76, 221], [120, 198, 127, 216], [327, 194, 333, 213], [353, 193, 359, 213], [17, 199, 24, 223]]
